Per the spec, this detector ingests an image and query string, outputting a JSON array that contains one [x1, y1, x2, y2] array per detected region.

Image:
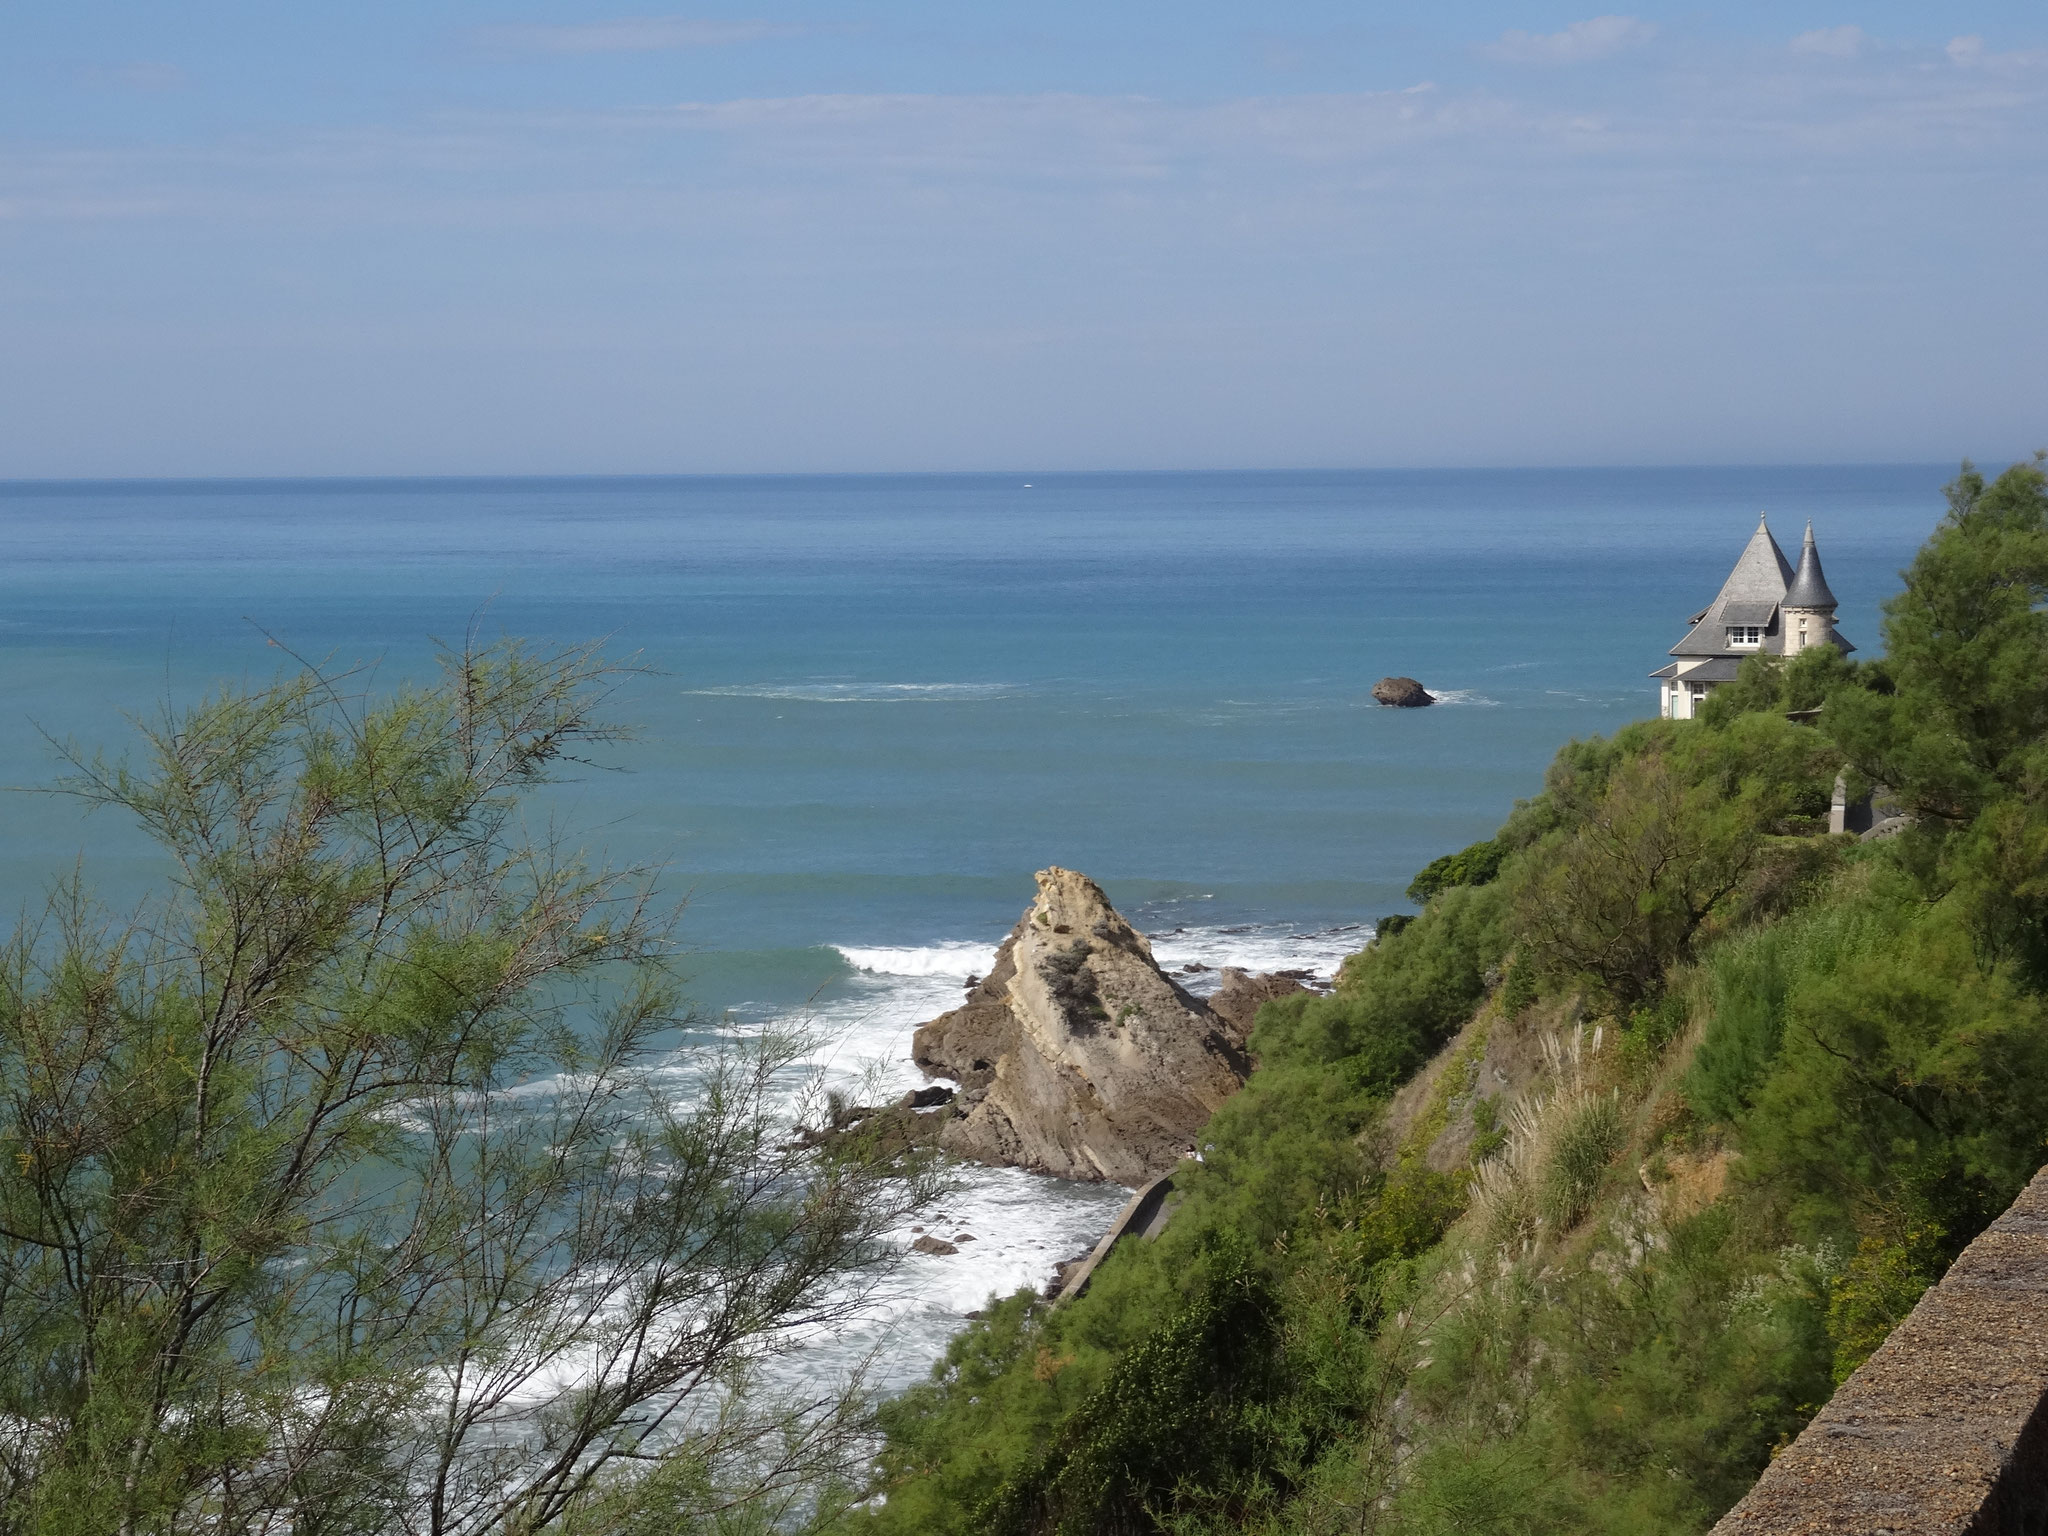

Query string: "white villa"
[[1653, 515, 1852, 720]]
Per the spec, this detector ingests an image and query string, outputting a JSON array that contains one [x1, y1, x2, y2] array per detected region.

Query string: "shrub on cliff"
[[1827, 456, 2048, 984], [1194, 882, 1509, 1240], [1828, 455, 2048, 826], [1724, 899, 2048, 1259], [1405, 837, 1505, 903], [1696, 643, 1863, 727], [1512, 714, 1836, 1010]]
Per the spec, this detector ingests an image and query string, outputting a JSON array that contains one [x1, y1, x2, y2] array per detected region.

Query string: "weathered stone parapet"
[[1711, 1164, 2048, 1535]]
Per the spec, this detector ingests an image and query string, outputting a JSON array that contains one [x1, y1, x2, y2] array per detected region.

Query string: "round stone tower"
[[1780, 520, 1839, 653]]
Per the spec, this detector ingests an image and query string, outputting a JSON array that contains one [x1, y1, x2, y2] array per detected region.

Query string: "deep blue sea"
[[0, 465, 1954, 1381]]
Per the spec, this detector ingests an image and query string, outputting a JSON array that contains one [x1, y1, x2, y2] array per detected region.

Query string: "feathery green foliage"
[[1405, 838, 1505, 904], [0, 640, 930, 1536]]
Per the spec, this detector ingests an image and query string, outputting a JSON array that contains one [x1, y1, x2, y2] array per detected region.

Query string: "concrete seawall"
[[1049, 1171, 1176, 1303], [1711, 1164, 2048, 1535]]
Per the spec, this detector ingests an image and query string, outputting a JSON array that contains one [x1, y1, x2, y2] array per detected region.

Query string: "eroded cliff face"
[[912, 867, 1249, 1185]]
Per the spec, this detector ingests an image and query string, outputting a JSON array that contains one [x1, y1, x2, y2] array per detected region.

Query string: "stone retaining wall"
[[1711, 1164, 2048, 1535]]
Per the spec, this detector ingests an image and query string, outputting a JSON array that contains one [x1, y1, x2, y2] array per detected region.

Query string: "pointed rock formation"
[[912, 868, 1249, 1185]]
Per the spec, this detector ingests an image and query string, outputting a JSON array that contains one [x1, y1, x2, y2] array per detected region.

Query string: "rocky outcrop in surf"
[[1372, 676, 1435, 707], [912, 867, 1249, 1186], [1207, 966, 1309, 1043]]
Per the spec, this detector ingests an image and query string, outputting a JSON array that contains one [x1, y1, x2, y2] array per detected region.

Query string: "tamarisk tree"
[[0, 640, 928, 1535]]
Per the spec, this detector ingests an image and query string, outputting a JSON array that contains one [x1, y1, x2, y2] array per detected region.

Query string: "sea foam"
[[1146, 921, 1367, 992], [1420, 688, 1499, 707]]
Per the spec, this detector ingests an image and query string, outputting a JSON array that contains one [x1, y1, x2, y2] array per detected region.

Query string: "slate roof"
[[1680, 657, 1745, 684], [1783, 521, 1839, 609], [1718, 599, 1780, 629], [1670, 515, 1795, 657], [1664, 514, 1855, 666]]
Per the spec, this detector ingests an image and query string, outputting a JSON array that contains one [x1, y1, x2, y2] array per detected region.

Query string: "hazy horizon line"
[[0, 459, 2011, 493]]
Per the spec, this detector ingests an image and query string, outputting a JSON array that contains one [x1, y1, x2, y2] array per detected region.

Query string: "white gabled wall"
[[1662, 673, 1709, 720]]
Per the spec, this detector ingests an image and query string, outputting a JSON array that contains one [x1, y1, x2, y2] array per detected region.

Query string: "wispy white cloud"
[[1790, 26, 1866, 60], [1946, 34, 2048, 71], [11, 40, 2048, 233], [1483, 16, 1655, 66], [477, 17, 806, 55]]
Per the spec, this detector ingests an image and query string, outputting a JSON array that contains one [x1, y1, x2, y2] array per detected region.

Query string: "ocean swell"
[[682, 682, 1020, 704]]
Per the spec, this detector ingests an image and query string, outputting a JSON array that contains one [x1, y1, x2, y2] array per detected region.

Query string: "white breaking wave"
[[682, 682, 1019, 704], [1145, 921, 1367, 993], [705, 955, 1128, 1396], [834, 923, 1366, 996], [1423, 688, 1499, 707], [768, 1164, 1130, 1401], [834, 941, 999, 980]]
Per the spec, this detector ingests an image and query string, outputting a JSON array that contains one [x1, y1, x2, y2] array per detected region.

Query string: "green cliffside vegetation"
[[856, 457, 2048, 1536]]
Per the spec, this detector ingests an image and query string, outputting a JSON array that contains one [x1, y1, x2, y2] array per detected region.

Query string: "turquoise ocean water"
[[0, 466, 1952, 1383]]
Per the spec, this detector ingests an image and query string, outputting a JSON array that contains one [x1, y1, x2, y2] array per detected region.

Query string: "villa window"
[[1727, 626, 1763, 647]]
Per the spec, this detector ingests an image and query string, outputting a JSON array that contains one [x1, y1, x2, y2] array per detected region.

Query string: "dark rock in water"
[[1208, 967, 1311, 1046], [1372, 676, 1435, 707], [900, 1085, 955, 1110], [912, 1234, 959, 1256]]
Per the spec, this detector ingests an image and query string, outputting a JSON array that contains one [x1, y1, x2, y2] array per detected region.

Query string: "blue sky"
[[4, 4, 2046, 475]]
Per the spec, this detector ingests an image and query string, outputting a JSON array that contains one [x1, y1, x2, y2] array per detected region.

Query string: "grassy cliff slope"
[[853, 458, 2048, 1536]]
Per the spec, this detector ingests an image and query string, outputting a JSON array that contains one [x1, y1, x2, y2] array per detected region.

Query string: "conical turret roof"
[[1782, 521, 1838, 610]]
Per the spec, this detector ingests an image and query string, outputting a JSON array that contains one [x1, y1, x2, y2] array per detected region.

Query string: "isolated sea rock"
[[1372, 676, 1435, 707], [912, 867, 1250, 1186]]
